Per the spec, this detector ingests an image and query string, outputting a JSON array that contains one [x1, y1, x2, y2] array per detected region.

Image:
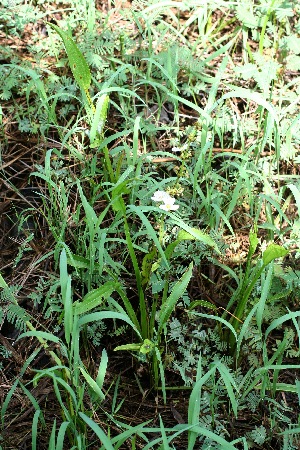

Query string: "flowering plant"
[[151, 190, 179, 212]]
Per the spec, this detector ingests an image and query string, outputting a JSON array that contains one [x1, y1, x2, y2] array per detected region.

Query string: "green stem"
[[231, 263, 266, 331], [122, 211, 148, 339], [103, 146, 115, 183], [259, 0, 276, 54]]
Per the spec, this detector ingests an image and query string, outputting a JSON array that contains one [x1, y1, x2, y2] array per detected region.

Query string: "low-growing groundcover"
[[1, 0, 300, 448]]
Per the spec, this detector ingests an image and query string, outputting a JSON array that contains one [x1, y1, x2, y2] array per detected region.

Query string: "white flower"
[[260, 240, 268, 253], [151, 190, 172, 202], [159, 197, 179, 211], [172, 144, 188, 153], [151, 190, 179, 211]]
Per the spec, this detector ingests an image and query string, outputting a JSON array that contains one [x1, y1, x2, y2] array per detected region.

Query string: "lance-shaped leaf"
[[73, 281, 116, 315], [263, 244, 289, 266], [90, 94, 110, 147], [158, 262, 193, 334], [48, 23, 91, 92]]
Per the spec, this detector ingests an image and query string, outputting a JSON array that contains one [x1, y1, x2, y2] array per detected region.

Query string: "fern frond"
[[5, 303, 30, 332]]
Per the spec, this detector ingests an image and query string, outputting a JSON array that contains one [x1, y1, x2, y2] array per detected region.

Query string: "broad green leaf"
[[79, 413, 115, 450], [216, 363, 238, 418], [67, 253, 100, 270], [74, 281, 116, 315], [188, 363, 216, 450], [190, 311, 238, 344], [78, 311, 142, 339], [158, 262, 193, 334], [79, 367, 105, 401], [140, 339, 154, 354], [77, 180, 98, 227], [158, 416, 171, 450], [55, 421, 69, 450], [189, 300, 218, 312], [90, 94, 109, 147], [165, 228, 203, 260], [17, 330, 61, 344], [48, 23, 91, 92], [127, 205, 169, 267], [177, 229, 196, 240], [141, 247, 157, 283], [114, 343, 141, 352], [96, 349, 108, 390], [270, 383, 298, 393], [249, 231, 259, 256], [262, 244, 289, 266], [168, 215, 220, 253], [108, 310, 150, 353], [48, 420, 57, 449]]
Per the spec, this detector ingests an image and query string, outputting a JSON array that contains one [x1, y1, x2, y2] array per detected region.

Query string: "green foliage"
[[235, 53, 281, 96], [48, 24, 91, 93], [0, 285, 30, 332], [2, 0, 300, 448]]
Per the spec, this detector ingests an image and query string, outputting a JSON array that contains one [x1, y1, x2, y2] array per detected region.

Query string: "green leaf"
[[96, 349, 108, 390], [189, 300, 218, 312], [140, 339, 154, 354], [114, 343, 141, 352], [166, 218, 219, 253], [236, 5, 260, 28], [79, 413, 115, 450], [67, 254, 100, 270], [0, 273, 8, 289], [141, 247, 157, 285], [235, 63, 257, 80], [178, 227, 217, 249], [74, 281, 116, 315], [47, 23, 91, 92], [114, 339, 154, 354], [262, 244, 289, 266], [127, 205, 169, 267], [17, 330, 61, 344], [249, 231, 259, 257], [90, 94, 109, 147], [78, 311, 142, 339], [216, 363, 238, 418], [79, 366, 105, 401], [164, 228, 201, 261], [158, 262, 193, 334]]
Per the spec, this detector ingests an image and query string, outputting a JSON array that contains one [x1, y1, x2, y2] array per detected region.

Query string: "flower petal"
[[151, 190, 172, 202], [159, 202, 179, 211]]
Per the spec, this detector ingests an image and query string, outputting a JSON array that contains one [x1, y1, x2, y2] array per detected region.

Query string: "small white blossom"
[[260, 240, 268, 253], [151, 190, 172, 202], [172, 144, 188, 153], [159, 198, 179, 212]]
